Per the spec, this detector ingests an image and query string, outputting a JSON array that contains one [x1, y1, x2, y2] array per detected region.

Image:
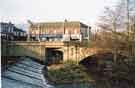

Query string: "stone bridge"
[[4, 41, 100, 63]]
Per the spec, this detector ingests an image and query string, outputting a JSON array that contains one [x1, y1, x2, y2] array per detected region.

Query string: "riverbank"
[[80, 52, 135, 88], [44, 62, 95, 85]]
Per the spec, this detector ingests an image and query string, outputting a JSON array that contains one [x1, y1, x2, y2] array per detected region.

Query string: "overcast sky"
[[0, 0, 118, 25]]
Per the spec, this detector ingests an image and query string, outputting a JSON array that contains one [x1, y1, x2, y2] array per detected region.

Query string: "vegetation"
[[80, 52, 135, 88], [93, 0, 135, 60], [86, 0, 135, 87], [46, 61, 94, 84]]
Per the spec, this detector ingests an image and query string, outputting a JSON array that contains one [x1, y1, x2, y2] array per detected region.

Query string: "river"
[[2, 57, 94, 88]]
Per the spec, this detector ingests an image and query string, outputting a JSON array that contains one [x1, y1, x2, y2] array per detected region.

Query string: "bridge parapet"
[[8, 41, 65, 46]]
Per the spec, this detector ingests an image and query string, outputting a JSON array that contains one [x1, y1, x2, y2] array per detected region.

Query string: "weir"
[[2, 57, 54, 88]]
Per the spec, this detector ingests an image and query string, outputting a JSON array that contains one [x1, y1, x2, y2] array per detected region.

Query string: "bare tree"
[[96, 0, 135, 62]]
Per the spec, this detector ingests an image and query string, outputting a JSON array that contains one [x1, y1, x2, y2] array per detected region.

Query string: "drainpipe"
[[64, 20, 66, 34], [87, 26, 90, 41]]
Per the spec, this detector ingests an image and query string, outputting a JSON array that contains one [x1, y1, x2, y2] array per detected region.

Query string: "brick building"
[[28, 20, 91, 42]]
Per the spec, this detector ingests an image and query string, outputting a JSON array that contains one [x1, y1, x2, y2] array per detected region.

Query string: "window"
[[18, 32, 21, 36], [11, 27, 13, 32], [74, 29, 77, 34], [65, 30, 68, 34], [54, 30, 56, 34], [16, 32, 18, 36], [1, 27, 3, 32], [8, 26, 11, 32]]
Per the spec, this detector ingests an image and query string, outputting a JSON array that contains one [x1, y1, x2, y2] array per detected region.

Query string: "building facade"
[[29, 21, 91, 42], [0, 22, 27, 41], [0, 22, 14, 40]]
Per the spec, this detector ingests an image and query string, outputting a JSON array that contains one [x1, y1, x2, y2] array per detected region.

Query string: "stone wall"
[[2, 41, 100, 63]]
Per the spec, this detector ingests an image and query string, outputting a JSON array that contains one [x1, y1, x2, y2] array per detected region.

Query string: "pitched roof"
[[13, 26, 26, 32], [31, 21, 88, 29]]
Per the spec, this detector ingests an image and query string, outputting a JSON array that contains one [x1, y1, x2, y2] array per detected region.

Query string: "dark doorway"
[[45, 48, 63, 65]]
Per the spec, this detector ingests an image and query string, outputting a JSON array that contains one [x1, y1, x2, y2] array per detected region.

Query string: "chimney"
[[64, 19, 68, 34], [64, 19, 68, 22]]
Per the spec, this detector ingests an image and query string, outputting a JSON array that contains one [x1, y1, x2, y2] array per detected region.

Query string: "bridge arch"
[[79, 52, 127, 72], [45, 48, 63, 65]]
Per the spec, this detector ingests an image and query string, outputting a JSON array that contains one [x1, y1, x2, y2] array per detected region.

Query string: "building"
[[0, 22, 27, 41], [13, 26, 27, 41], [29, 20, 91, 42], [0, 22, 14, 40]]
